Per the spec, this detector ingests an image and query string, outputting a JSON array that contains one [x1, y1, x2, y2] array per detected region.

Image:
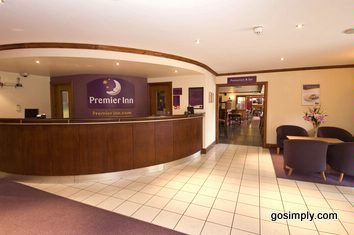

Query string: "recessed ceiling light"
[[174, 69, 178, 73], [280, 57, 285, 61], [35, 60, 40, 64], [195, 39, 200, 44], [11, 28, 24, 32], [0, 0, 5, 4], [296, 24, 304, 29], [116, 62, 120, 66]]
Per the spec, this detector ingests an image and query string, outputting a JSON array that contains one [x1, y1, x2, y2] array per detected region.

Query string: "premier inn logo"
[[87, 78, 135, 108]]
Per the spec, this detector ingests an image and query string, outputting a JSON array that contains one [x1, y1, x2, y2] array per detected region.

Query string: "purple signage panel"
[[173, 88, 182, 95], [87, 78, 135, 109], [227, 76, 257, 84]]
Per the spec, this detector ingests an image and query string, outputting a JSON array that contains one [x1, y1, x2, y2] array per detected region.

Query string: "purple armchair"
[[317, 126, 354, 142], [327, 142, 354, 182], [276, 125, 308, 154], [283, 139, 328, 180]]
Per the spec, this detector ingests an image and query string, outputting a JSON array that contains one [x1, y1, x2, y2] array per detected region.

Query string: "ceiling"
[[0, 0, 353, 77]]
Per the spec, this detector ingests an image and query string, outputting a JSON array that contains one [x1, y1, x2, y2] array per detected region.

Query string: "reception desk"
[[0, 114, 203, 176]]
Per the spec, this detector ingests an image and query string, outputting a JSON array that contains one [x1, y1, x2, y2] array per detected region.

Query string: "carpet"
[[0, 179, 184, 235], [269, 148, 354, 187]]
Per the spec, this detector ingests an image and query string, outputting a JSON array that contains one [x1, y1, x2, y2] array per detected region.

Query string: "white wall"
[[216, 68, 354, 145], [148, 74, 216, 149], [0, 71, 51, 118]]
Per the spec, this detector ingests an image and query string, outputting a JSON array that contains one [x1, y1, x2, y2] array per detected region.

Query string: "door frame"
[[148, 82, 172, 116], [50, 81, 74, 119], [215, 81, 268, 147]]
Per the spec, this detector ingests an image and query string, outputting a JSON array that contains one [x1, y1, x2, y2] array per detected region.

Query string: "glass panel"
[[62, 91, 70, 118], [156, 91, 166, 115], [237, 97, 245, 109]]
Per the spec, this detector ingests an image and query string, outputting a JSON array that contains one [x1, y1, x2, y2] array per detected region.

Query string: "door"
[[51, 83, 73, 118], [149, 82, 172, 116]]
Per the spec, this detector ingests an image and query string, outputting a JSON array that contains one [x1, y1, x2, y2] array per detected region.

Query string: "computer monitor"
[[24, 108, 39, 118], [187, 106, 194, 114]]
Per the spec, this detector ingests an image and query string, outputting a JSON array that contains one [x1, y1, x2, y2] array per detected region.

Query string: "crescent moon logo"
[[106, 79, 122, 96]]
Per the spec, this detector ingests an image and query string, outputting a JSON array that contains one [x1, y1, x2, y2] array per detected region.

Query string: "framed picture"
[[302, 84, 320, 105], [189, 87, 204, 109]]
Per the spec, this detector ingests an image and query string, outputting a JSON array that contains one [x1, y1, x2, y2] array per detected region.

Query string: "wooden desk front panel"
[[0, 116, 202, 176]]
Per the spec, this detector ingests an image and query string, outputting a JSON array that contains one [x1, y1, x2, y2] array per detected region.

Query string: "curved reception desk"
[[0, 114, 203, 176]]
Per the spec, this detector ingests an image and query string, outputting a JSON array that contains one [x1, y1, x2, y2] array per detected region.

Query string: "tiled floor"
[[219, 117, 263, 146], [19, 144, 353, 235]]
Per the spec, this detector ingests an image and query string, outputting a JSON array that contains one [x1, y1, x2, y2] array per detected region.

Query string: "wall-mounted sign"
[[189, 87, 204, 109], [173, 88, 182, 95], [302, 84, 320, 105], [87, 78, 135, 109], [227, 76, 257, 84]]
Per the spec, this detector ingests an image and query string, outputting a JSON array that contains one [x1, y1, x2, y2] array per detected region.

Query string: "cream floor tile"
[[42, 184, 68, 194], [184, 204, 211, 220], [220, 182, 240, 192], [316, 184, 340, 193], [288, 226, 318, 235], [199, 186, 219, 197], [175, 216, 205, 235], [281, 192, 306, 204], [300, 189, 324, 199], [203, 180, 223, 189], [111, 179, 133, 188], [201, 222, 231, 235], [69, 190, 95, 202], [114, 201, 141, 216], [150, 178, 169, 187], [164, 199, 190, 214], [217, 190, 238, 201], [82, 193, 109, 206], [140, 184, 162, 195], [321, 191, 348, 201], [127, 192, 152, 204], [260, 197, 284, 211], [260, 207, 287, 225], [152, 210, 182, 229], [336, 186, 354, 195], [165, 180, 185, 190], [279, 185, 301, 195], [180, 183, 201, 193], [96, 196, 124, 211], [287, 218, 317, 230], [314, 219, 348, 235], [173, 191, 195, 203], [260, 189, 282, 201], [283, 202, 308, 212], [98, 185, 121, 196], [207, 208, 234, 227], [327, 199, 354, 212], [113, 188, 137, 200], [55, 186, 81, 197], [334, 209, 354, 223], [232, 214, 260, 234], [85, 182, 109, 193], [239, 186, 260, 196], [237, 193, 259, 206], [131, 205, 160, 222], [188, 177, 206, 186], [261, 220, 289, 235], [192, 194, 215, 207], [125, 182, 147, 191], [135, 175, 157, 184], [145, 195, 170, 209], [303, 196, 331, 208], [213, 198, 236, 213], [296, 181, 318, 190], [155, 187, 178, 199], [342, 222, 354, 235], [343, 194, 354, 204], [231, 228, 258, 235], [236, 202, 260, 219]]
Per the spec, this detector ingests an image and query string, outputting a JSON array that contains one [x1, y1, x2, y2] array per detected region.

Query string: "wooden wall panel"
[[155, 121, 174, 164], [49, 125, 79, 175], [0, 126, 23, 174], [106, 124, 134, 171], [133, 123, 155, 168]]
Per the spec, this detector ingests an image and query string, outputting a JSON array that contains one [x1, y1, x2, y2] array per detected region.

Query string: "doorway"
[[216, 82, 267, 147], [50, 82, 74, 118], [148, 82, 172, 116]]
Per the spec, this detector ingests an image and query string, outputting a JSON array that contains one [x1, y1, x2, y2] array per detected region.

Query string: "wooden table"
[[286, 136, 343, 144]]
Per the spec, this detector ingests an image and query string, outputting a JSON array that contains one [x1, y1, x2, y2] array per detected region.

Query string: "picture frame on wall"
[[189, 87, 204, 109], [302, 84, 320, 105]]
